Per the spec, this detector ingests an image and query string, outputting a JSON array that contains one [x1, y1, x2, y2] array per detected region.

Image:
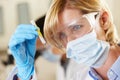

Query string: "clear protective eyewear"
[[56, 12, 99, 47]]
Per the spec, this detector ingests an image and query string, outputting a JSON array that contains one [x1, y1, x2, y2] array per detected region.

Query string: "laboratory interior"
[[0, 0, 120, 80]]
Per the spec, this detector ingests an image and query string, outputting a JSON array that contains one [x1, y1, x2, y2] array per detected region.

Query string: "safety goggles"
[[55, 12, 99, 47]]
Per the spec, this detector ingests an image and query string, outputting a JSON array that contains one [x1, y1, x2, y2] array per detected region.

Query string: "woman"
[[44, 0, 120, 80], [8, 0, 120, 80]]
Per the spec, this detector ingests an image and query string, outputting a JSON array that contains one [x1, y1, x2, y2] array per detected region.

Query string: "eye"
[[72, 25, 81, 31]]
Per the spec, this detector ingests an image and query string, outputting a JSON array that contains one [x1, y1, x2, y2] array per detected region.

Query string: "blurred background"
[[0, 0, 120, 80]]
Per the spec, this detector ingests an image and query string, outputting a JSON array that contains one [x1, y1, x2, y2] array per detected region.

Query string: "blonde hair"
[[44, 0, 119, 49]]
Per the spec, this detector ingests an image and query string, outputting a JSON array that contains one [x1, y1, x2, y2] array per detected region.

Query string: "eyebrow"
[[67, 17, 84, 28]]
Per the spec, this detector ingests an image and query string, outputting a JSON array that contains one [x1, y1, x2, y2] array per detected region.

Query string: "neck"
[[95, 45, 120, 80]]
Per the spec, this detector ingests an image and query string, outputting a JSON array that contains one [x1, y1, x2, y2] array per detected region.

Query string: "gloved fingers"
[[11, 26, 38, 47], [9, 35, 37, 60], [26, 37, 38, 57], [15, 24, 38, 38], [10, 43, 27, 64], [15, 30, 38, 37], [9, 33, 38, 48], [8, 24, 38, 67], [15, 31, 37, 38], [17, 24, 37, 31], [9, 24, 38, 47], [15, 27, 38, 36]]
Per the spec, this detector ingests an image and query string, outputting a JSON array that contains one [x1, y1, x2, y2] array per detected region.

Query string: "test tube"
[[31, 20, 46, 44]]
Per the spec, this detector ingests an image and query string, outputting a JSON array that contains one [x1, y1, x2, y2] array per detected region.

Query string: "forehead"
[[58, 8, 83, 27]]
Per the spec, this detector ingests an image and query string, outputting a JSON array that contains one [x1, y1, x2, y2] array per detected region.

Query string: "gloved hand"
[[8, 24, 38, 80]]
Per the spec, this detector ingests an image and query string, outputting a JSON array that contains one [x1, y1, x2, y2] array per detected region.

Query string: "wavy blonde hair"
[[44, 0, 119, 50]]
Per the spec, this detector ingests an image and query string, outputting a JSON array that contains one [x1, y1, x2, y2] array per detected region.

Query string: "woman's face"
[[57, 8, 95, 47]]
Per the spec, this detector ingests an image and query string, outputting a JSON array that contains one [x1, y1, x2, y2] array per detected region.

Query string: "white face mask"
[[66, 12, 110, 68]]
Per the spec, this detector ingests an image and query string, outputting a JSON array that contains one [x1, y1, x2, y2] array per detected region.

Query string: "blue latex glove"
[[8, 24, 38, 80]]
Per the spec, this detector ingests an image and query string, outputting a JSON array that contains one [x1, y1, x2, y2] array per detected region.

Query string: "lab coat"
[[56, 59, 93, 80]]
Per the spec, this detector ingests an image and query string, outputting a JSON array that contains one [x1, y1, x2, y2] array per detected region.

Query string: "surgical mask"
[[66, 12, 110, 68]]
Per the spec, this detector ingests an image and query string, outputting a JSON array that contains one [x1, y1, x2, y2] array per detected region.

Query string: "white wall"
[[0, 0, 50, 50], [106, 0, 120, 38], [112, 0, 120, 38]]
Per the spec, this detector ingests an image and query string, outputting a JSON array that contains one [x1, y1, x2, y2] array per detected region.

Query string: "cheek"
[[77, 26, 91, 37]]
